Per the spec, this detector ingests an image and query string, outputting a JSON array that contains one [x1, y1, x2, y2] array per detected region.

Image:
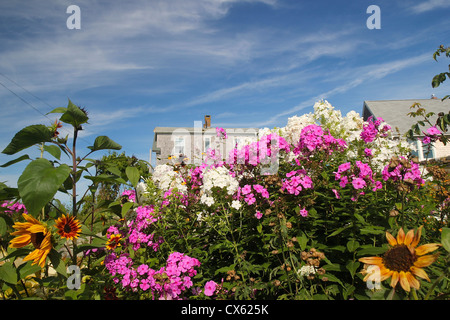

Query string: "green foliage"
[[2, 124, 53, 155], [432, 44, 450, 101], [18, 159, 71, 217]]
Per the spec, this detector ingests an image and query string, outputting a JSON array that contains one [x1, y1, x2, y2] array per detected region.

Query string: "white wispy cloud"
[[410, 0, 450, 13], [241, 53, 431, 128]]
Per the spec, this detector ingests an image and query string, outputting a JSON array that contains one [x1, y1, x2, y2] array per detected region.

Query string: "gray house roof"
[[363, 99, 450, 136]]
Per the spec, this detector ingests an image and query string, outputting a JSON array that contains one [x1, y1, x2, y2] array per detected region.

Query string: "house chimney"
[[204, 115, 211, 128]]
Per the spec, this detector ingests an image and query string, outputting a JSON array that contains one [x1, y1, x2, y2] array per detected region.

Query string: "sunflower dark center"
[[30, 232, 45, 248], [64, 223, 73, 233], [382, 244, 417, 272]]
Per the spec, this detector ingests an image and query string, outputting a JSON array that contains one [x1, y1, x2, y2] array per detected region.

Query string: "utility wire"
[[0, 72, 92, 145]]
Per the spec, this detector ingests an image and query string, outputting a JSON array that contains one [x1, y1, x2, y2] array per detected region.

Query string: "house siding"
[[153, 127, 258, 166]]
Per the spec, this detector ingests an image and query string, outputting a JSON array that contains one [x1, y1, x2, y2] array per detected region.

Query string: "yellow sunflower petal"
[[27, 224, 46, 234], [37, 249, 50, 268], [9, 234, 31, 248], [379, 267, 393, 281], [410, 226, 423, 247], [410, 266, 431, 282], [414, 253, 440, 268], [24, 249, 41, 263], [415, 243, 441, 256], [406, 272, 420, 290], [390, 271, 399, 288], [358, 256, 383, 266], [399, 271, 410, 292], [40, 233, 52, 250], [404, 229, 415, 246], [385, 231, 397, 246], [396, 228, 405, 245], [22, 213, 41, 225], [11, 222, 33, 231]]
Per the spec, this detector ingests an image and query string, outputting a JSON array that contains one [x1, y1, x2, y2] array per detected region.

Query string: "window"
[[421, 142, 435, 160], [204, 137, 211, 152], [173, 137, 185, 155], [411, 139, 435, 161]]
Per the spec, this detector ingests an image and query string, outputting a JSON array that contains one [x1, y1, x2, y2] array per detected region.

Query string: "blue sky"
[[1, 0, 450, 194]]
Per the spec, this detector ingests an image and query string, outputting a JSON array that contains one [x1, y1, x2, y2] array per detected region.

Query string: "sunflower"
[[106, 234, 122, 250], [9, 213, 52, 268], [55, 214, 81, 240], [359, 226, 441, 292]]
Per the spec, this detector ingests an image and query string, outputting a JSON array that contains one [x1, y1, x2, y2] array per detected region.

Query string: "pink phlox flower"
[[426, 126, 441, 136], [332, 189, 340, 199], [216, 127, 228, 139], [352, 177, 366, 190], [204, 280, 217, 296], [299, 206, 308, 217]]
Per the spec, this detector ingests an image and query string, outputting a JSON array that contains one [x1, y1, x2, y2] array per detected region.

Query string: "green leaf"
[[43, 145, 61, 160], [121, 201, 134, 216], [0, 262, 18, 284], [356, 246, 388, 256], [320, 272, 343, 286], [46, 107, 67, 114], [88, 136, 122, 152], [354, 213, 365, 225], [18, 159, 71, 216], [0, 154, 30, 168], [0, 248, 31, 262], [48, 249, 67, 277], [346, 240, 360, 252], [297, 231, 308, 250], [346, 261, 360, 278], [18, 261, 42, 280], [0, 215, 6, 236], [441, 227, 450, 252], [2, 124, 53, 155], [0, 213, 13, 236], [126, 166, 140, 187], [257, 223, 262, 234], [360, 227, 385, 235], [327, 224, 352, 238], [59, 99, 89, 128]]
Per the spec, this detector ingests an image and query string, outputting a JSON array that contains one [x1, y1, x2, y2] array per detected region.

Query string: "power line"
[[0, 80, 51, 120], [0, 71, 54, 110], [0, 72, 92, 145]]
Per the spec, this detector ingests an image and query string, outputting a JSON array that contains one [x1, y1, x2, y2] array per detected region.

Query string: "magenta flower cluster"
[[360, 116, 391, 143], [162, 189, 188, 208], [105, 251, 201, 300], [422, 126, 441, 144], [282, 169, 313, 196], [381, 156, 424, 187], [121, 190, 136, 202], [126, 205, 163, 251], [334, 161, 382, 201], [1, 201, 27, 216], [294, 124, 347, 157], [228, 133, 290, 167], [239, 184, 270, 205], [216, 127, 228, 139]]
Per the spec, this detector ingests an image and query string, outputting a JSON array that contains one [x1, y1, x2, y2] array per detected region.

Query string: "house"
[[362, 98, 450, 162], [151, 115, 259, 166]]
